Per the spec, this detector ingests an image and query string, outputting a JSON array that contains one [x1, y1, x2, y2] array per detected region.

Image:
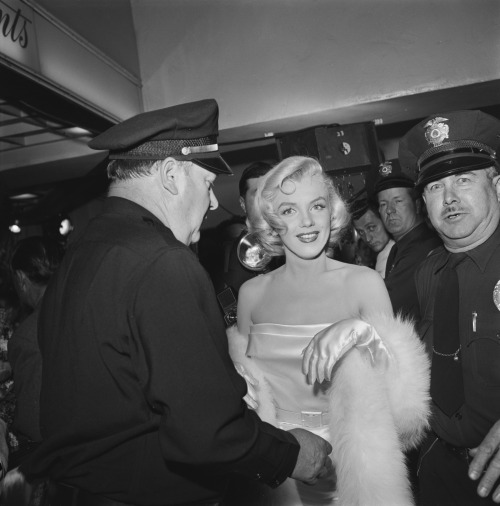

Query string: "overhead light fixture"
[[9, 193, 39, 201], [64, 127, 92, 136], [9, 220, 21, 234], [59, 217, 73, 236]]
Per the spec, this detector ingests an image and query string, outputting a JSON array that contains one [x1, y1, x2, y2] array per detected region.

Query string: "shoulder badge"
[[424, 117, 449, 147], [493, 280, 500, 311]]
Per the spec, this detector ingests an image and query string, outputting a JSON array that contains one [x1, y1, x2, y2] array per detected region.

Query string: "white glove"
[[234, 362, 259, 410], [302, 318, 392, 384]]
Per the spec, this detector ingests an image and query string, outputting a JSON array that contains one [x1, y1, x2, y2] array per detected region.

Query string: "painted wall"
[[35, 0, 140, 78], [132, 0, 500, 139], [126, 0, 500, 229], [22, 0, 500, 233]]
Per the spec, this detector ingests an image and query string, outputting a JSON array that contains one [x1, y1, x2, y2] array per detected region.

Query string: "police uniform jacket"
[[385, 222, 441, 322], [22, 197, 299, 505], [415, 223, 500, 448]]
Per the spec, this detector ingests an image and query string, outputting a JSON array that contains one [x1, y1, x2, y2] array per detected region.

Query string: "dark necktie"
[[385, 243, 398, 278], [430, 253, 467, 417]]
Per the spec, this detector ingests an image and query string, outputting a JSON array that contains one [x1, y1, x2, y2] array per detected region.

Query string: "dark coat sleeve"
[[131, 247, 299, 487]]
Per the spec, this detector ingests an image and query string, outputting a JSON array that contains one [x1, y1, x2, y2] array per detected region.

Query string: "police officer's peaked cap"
[[373, 159, 415, 195], [399, 110, 500, 190], [88, 99, 233, 175]]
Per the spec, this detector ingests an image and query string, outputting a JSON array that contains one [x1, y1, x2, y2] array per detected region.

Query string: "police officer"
[[15, 99, 331, 506], [400, 109, 500, 505], [374, 163, 441, 321]]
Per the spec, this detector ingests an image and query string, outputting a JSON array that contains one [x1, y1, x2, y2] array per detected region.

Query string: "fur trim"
[[226, 315, 431, 506], [364, 313, 431, 451], [329, 313, 430, 505], [330, 351, 413, 505]]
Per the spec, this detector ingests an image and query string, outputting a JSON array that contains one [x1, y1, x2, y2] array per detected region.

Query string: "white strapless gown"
[[247, 323, 337, 506]]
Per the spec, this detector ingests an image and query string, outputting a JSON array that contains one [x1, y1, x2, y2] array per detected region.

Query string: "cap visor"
[[417, 156, 496, 189], [374, 179, 414, 194], [192, 155, 233, 175]]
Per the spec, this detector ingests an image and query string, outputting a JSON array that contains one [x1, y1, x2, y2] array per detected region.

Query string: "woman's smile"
[[296, 231, 320, 243]]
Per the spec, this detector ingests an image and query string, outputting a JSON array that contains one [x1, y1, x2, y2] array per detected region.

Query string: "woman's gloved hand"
[[234, 362, 259, 410], [302, 319, 392, 384]]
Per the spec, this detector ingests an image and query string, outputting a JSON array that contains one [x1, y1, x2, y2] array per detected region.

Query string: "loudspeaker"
[[276, 122, 382, 200]]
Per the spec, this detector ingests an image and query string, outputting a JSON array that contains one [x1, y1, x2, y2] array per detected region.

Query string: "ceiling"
[[1, 59, 500, 231]]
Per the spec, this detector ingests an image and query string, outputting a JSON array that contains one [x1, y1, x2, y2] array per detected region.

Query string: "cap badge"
[[494, 280, 500, 312], [424, 117, 449, 147], [379, 161, 393, 177], [181, 143, 219, 156]]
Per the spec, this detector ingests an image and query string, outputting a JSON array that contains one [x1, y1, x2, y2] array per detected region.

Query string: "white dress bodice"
[[247, 323, 337, 505]]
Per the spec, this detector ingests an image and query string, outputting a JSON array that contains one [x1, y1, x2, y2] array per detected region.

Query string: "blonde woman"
[[228, 156, 430, 506]]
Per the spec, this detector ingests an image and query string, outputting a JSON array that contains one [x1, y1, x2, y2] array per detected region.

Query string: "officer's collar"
[[434, 221, 500, 274], [104, 196, 164, 227]]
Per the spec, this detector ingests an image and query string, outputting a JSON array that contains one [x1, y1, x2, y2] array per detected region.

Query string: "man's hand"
[[302, 319, 392, 384], [288, 428, 333, 485], [234, 363, 259, 410], [469, 420, 500, 502]]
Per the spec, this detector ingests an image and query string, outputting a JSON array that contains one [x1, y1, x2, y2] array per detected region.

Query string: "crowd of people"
[[0, 99, 498, 506]]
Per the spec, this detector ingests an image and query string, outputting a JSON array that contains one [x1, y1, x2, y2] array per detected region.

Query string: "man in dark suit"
[[351, 198, 394, 279], [374, 166, 442, 501], [374, 168, 441, 322], [15, 100, 331, 506]]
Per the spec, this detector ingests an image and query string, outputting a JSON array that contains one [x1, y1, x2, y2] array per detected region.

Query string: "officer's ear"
[[15, 271, 27, 292], [159, 158, 181, 196], [493, 173, 500, 202], [239, 196, 246, 214]]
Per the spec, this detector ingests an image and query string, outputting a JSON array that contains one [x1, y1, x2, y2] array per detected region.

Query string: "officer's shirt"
[[416, 223, 500, 448]]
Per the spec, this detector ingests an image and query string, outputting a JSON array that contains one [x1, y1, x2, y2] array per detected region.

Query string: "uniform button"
[[455, 412, 462, 420], [256, 473, 262, 480]]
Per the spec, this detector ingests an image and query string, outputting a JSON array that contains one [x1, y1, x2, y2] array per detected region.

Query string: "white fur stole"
[[227, 314, 430, 506]]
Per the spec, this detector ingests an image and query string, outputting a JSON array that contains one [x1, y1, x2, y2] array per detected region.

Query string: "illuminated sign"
[[0, 0, 31, 49], [0, 0, 38, 70], [0, 0, 141, 121]]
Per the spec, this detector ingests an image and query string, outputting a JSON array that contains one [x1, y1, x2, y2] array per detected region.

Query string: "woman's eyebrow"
[[277, 201, 296, 209]]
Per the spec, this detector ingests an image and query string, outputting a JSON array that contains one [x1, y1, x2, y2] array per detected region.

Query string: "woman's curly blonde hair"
[[248, 156, 350, 256]]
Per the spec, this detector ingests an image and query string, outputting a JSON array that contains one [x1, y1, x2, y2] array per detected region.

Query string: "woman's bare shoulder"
[[349, 263, 381, 278], [238, 268, 283, 332], [326, 260, 384, 285], [239, 266, 281, 297], [325, 262, 391, 313]]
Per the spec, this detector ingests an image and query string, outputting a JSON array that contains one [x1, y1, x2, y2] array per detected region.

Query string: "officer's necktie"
[[385, 243, 398, 278], [430, 253, 467, 417]]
